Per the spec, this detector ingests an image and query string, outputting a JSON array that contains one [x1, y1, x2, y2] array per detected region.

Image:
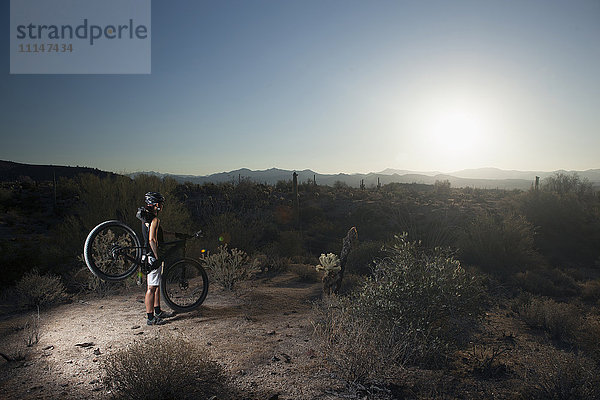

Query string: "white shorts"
[[147, 266, 161, 287]]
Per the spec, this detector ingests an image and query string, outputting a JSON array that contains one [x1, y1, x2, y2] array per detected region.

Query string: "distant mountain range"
[[3, 160, 599, 190], [131, 167, 600, 190], [0, 160, 116, 182]]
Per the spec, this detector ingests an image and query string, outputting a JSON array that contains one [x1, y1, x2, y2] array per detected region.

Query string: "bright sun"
[[399, 92, 499, 171], [414, 96, 496, 171], [427, 108, 485, 154]]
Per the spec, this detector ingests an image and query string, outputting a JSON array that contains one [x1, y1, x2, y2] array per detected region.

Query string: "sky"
[[1, 0, 599, 175]]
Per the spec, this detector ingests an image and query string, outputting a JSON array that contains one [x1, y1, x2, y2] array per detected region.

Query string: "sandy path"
[[0, 272, 343, 400]]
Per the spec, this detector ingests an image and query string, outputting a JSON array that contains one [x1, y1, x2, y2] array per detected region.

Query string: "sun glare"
[[427, 108, 485, 154], [407, 94, 497, 171]]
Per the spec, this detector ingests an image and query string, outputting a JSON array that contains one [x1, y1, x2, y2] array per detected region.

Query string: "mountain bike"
[[83, 220, 209, 313]]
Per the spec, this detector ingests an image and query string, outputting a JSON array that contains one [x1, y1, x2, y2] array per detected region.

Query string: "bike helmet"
[[144, 191, 165, 206]]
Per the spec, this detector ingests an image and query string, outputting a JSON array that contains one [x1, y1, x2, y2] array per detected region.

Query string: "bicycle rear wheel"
[[161, 258, 209, 312], [84, 220, 142, 281]]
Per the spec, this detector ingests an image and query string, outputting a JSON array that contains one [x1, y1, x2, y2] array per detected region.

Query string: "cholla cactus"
[[316, 253, 341, 277], [200, 245, 251, 290]]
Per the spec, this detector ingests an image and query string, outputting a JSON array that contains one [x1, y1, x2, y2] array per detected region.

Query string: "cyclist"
[[136, 191, 173, 325]]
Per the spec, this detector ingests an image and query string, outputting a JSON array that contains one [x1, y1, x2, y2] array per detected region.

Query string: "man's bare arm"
[[149, 218, 160, 258]]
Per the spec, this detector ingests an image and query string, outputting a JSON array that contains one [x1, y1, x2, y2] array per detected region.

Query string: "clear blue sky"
[[2, 0, 599, 175]]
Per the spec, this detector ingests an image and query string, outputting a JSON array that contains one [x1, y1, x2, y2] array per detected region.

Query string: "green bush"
[[356, 234, 487, 366], [102, 335, 232, 400], [458, 212, 539, 274], [15, 269, 66, 309], [314, 234, 487, 385], [345, 241, 383, 276], [517, 179, 600, 268]]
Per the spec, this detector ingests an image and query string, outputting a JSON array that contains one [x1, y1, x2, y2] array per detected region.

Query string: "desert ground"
[[0, 271, 348, 400]]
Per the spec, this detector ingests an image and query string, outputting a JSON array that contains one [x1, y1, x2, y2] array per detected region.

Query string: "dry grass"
[[102, 334, 234, 400], [518, 296, 582, 343], [520, 349, 600, 400], [15, 269, 66, 309]]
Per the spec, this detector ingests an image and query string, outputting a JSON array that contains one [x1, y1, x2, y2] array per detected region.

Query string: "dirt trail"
[[0, 272, 343, 400]]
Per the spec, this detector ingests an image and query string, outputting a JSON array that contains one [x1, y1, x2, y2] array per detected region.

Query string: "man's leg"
[[154, 285, 160, 309], [146, 267, 166, 324], [146, 286, 165, 325], [145, 285, 157, 315]]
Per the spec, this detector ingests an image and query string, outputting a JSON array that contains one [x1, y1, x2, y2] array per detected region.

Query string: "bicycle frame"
[[85, 221, 208, 311], [117, 232, 198, 268]]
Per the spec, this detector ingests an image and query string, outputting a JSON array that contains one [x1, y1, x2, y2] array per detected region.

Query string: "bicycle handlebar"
[[167, 230, 203, 240]]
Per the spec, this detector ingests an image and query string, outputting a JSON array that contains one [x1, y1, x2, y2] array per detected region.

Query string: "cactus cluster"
[[315, 253, 341, 277]]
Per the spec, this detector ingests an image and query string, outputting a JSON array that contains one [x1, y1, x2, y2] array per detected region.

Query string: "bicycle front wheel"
[[161, 258, 209, 312], [84, 220, 142, 281]]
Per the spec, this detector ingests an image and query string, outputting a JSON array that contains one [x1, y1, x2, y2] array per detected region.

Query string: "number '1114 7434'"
[[18, 43, 73, 53]]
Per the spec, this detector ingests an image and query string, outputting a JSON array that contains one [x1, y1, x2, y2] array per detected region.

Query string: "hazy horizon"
[[2, 1, 599, 175], [5, 158, 600, 180]]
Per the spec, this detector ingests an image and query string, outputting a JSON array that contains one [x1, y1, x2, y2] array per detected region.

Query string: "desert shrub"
[[578, 317, 600, 363], [266, 256, 290, 275], [458, 212, 539, 274], [205, 212, 253, 251], [520, 350, 599, 400], [337, 273, 365, 295], [467, 343, 513, 379], [23, 312, 41, 347], [0, 187, 13, 211], [580, 279, 600, 304], [102, 335, 232, 400], [200, 245, 253, 290], [47, 174, 192, 275], [276, 230, 305, 258], [541, 172, 594, 198], [434, 179, 451, 195], [67, 264, 137, 296], [313, 296, 403, 384], [355, 234, 487, 367], [314, 234, 487, 384], [333, 180, 349, 189], [15, 269, 66, 309], [519, 296, 581, 343], [267, 255, 290, 275], [288, 263, 320, 283], [390, 206, 460, 249], [345, 241, 383, 276], [513, 268, 580, 298], [517, 183, 600, 268], [0, 239, 41, 287]]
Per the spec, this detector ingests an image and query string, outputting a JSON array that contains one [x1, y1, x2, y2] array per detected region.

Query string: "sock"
[[147, 313, 154, 320], [154, 307, 161, 315]]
